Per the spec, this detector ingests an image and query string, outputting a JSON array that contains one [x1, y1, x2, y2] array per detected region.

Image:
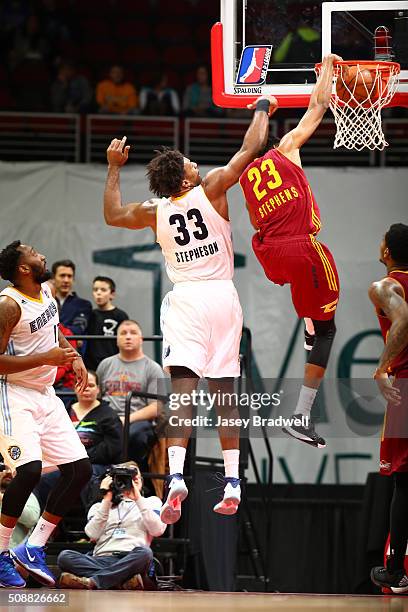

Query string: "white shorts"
[[0, 382, 88, 470], [160, 279, 243, 378]]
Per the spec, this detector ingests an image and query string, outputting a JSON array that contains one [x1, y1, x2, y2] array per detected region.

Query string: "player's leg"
[[159, 288, 208, 524], [284, 316, 337, 448], [305, 317, 336, 383], [205, 283, 243, 514], [304, 317, 315, 350], [390, 471, 408, 571], [371, 471, 408, 592], [283, 238, 339, 448], [160, 366, 199, 525], [11, 389, 91, 586], [0, 461, 42, 588], [300, 316, 337, 407], [11, 458, 92, 587], [207, 377, 241, 515], [0, 384, 46, 588], [372, 377, 408, 592]]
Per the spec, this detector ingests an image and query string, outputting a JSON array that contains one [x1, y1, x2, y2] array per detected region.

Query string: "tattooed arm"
[[368, 277, 408, 404], [104, 136, 158, 231]]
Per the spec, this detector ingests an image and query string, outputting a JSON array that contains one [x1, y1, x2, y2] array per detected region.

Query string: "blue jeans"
[[57, 546, 153, 589]]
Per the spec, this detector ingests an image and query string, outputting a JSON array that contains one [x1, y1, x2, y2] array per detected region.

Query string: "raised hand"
[[100, 475, 113, 502], [132, 479, 141, 500], [247, 95, 279, 117], [327, 53, 343, 64], [106, 136, 130, 167]]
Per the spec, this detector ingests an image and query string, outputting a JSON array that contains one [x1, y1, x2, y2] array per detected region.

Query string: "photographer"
[[57, 462, 166, 590]]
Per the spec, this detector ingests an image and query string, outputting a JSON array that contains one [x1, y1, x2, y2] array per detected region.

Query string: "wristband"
[[256, 99, 270, 113]]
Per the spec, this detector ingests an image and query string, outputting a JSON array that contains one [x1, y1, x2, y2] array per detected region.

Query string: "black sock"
[[389, 472, 408, 572]]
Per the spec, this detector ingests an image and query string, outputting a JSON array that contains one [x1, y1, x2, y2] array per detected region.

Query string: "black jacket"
[[59, 292, 92, 335]]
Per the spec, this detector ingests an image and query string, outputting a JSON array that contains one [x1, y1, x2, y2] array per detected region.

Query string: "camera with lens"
[[105, 465, 138, 506]]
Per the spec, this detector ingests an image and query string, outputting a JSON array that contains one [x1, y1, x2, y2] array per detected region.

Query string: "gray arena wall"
[[1, 162, 407, 484]]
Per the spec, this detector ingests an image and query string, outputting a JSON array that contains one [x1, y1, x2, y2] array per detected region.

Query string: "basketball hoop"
[[315, 60, 400, 151]]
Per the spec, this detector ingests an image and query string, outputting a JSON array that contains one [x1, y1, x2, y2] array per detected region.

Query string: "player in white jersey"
[[0, 241, 92, 589], [104, 96, 277, 524]]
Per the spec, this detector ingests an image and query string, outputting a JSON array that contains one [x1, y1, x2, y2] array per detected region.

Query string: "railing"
[[184, 118, 278, 165], [0, 112, 80, 162], [0, 113, 406, 165], [86, 114, 180, 163]]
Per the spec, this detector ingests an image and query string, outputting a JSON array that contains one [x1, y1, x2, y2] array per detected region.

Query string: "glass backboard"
[[211, 0, 408, 108]]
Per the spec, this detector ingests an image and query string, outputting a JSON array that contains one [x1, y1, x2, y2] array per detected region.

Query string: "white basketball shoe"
[[160, 473, 188, 525], [213, 477, 241, 515]]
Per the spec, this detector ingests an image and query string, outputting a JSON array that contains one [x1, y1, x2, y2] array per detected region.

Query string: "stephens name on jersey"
[[239, 149, 322, 238]]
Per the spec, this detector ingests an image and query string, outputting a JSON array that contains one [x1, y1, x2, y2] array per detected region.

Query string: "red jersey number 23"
[[247, 159, 283, 201]]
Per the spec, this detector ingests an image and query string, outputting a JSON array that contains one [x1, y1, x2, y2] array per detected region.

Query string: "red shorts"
[[252, 233, 340, 320], [380, 370, 408, 475]]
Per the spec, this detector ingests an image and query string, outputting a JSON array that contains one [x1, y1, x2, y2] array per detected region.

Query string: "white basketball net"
[[317, 62, 400, 151]]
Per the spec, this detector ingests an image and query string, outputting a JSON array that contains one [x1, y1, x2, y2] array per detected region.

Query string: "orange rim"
[[315, 60, 400, 76], [315, 60, 400, 109]]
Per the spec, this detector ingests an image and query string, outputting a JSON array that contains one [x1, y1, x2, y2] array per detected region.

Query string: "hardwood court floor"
[[7, 590, 408, 612]]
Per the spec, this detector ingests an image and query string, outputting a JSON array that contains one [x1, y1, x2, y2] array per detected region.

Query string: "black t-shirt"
[[69, 400, 123, 465], [84, 307, 129, 370]]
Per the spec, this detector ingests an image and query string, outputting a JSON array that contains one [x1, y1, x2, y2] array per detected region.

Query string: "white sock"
[[0, 524, 14, 553], [27, 518, 58, 548], [222, 449, 240, 479], [168, 446, 186, 476], [294, 385, 317, 418]]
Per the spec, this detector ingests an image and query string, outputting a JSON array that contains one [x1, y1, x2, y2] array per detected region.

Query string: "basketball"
[[336, 65, 375, 104]]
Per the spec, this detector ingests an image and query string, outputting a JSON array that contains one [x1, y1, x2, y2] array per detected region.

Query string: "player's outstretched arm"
[[203, 96, 278, 199], [368, 278, 408, 404], [104, 137, 158, 231], [279, 54, 342, 154]]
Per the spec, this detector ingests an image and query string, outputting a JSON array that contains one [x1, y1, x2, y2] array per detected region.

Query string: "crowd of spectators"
[[0, 0, 221, 116], [43, 259, 168, 589], [45, 258, 166, 513], [0, 251, 168, 588]]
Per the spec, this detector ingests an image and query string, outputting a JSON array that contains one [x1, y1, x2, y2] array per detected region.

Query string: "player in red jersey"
[[239, 54, 342, 448], [369, 224, 408, 593]]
